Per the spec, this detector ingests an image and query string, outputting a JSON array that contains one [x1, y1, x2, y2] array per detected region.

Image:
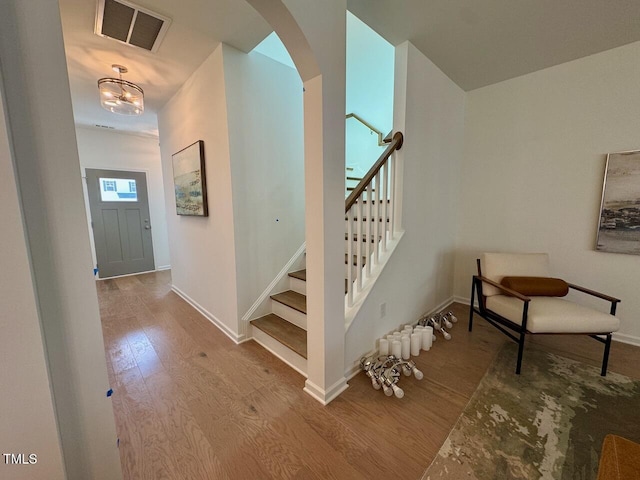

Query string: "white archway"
[[245, 0, 349, 404]]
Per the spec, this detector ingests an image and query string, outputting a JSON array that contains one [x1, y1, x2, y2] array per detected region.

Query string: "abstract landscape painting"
[[172, 140, 208, 216], [596, 150, 640, 255]]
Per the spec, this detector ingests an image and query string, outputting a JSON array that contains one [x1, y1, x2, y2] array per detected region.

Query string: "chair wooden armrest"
[[476, 275, 531, 302], [567, 283, 621, 304]]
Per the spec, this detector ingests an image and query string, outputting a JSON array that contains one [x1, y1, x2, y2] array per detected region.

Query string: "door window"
[[99, 177, 138, 202]]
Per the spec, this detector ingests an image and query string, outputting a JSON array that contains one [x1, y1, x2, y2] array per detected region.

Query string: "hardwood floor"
[[97, 271, 640, 479]]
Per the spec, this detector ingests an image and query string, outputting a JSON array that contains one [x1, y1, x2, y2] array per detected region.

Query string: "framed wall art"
[[596, 150, 640, 255], [172, 140, 208, 216]]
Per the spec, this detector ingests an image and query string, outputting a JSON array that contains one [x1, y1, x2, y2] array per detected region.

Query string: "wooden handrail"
[[346, 113, 386, 146], [345, 131, 403, 213]]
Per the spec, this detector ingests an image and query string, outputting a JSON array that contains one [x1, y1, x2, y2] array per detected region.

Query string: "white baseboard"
[[612, 332, 640, 347], [171, 285, 244, 344], [345, 347, 376, 380], [453, 295, 479, 307], [156, 265, 171, 271], [304, 377, 349, 406]]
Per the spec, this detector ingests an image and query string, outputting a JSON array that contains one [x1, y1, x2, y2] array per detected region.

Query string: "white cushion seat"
[[486, 295, 620, 334]]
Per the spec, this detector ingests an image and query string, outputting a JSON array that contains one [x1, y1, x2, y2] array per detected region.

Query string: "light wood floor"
[[97, 271, 640, 480]]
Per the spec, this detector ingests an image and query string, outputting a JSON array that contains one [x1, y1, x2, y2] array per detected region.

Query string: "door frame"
[[82, 166, 157, 279]]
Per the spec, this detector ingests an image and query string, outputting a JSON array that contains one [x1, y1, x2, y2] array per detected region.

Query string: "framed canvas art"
[[596, 150, 640, 255], [172, 140, 208, 216]]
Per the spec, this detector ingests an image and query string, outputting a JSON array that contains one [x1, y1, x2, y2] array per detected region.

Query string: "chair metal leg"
[[601, 334, 612, 376], [515, 331, 526, 374], [468, 280, 476, 332]]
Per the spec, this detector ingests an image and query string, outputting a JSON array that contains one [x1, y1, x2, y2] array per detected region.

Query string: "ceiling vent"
[[95, 0, 171, 53]]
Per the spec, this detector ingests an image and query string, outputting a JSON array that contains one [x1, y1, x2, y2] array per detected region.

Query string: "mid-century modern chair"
[[469, 253, 620, 375]]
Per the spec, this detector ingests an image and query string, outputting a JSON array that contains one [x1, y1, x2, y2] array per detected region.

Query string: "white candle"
[[379, 338, 389, 356], [422, 326, 433, 350], [410, 333, 421, 356], [391, 340, 402, 358], [401, 335, 410, 359]]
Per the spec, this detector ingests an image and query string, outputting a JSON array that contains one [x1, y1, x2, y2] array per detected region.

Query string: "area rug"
[[422, 343, 640, 480]]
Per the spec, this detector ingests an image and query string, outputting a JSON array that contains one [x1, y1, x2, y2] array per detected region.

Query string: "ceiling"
[[59, 0, 640, 137], [59, 0, 272, 136], [347, 0, 640, 91]]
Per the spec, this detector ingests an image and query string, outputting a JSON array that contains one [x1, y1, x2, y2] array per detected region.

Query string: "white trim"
[[303, 377, 349, 405], [345, 347, 376, 380], [241, 242, 306, 323], [171, 284, 244, 344], [250, 329, 307, 377], [156, 265, 171, 271], [76, 124, 159, 140], [96, 268, 156, 280], [612, 332, 640, 347]]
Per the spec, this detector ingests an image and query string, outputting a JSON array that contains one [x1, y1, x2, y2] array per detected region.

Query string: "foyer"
[[99, 270, 640, 479]]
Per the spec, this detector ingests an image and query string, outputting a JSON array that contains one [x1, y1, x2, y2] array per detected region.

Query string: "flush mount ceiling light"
[[98, 64, 144, 115]]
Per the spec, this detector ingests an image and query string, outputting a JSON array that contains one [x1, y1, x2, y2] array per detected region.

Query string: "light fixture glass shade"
[[98, 66, 144, 115]]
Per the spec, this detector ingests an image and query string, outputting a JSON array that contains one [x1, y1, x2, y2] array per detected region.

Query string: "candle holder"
[[417, 310, 456, 340], [360, 355, 424, 398]]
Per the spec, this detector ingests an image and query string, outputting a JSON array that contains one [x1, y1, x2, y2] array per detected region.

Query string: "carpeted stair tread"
[[251, 314, 307, 359], [271, 290, 306, 314]]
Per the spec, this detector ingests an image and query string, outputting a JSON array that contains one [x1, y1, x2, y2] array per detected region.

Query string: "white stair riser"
[[251, 327, 307, 377], [271, 300, 307, 330], [289, 276, 306, 295]]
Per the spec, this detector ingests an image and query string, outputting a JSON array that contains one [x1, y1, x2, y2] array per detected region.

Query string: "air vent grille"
[[95, 0, 171, 53]]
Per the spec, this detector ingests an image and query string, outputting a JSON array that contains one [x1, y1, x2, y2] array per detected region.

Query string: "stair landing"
[[251, 314, 307, 358]]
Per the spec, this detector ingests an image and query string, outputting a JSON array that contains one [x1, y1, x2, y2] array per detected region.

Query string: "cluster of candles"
[[378, 324, 435, 360], [362, 311, 458, 398]]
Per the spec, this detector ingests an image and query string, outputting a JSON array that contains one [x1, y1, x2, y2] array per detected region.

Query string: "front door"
[[86, 169, 155, 278]]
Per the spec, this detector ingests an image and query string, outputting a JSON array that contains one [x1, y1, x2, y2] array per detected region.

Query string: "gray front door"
[[86, 169, 155, 278]]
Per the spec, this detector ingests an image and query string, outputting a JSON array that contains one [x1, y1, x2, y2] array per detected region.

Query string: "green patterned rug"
[[422, 343, 640, 480]]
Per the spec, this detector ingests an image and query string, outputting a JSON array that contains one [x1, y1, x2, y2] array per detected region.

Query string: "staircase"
[[250, 269, 308, 375], [249, 131, 404, 377]]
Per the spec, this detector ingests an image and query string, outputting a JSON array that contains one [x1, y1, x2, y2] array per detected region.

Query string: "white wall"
[[76, 127, 171, 271], [0, 69, 66, 480], [454, 41, 640, 343], [0, 1, 122, 478], [345, 42, 466, 367], [222, 45, 304, 332], [158, 44, 241, 339], [345, 12, 395, 177]]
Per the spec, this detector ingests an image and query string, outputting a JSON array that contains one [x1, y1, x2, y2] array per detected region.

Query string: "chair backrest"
[[481, 252, 550, 296]]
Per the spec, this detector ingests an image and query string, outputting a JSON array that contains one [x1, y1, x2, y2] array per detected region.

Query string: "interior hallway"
[[97, 271, 640, 479]]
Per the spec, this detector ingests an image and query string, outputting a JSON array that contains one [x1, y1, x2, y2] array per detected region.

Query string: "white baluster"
[[387, 155, 396, 238], [373, 171, 381, 265], [382, 161, 389, 252], [347, 208, 354, 307], [366, 182, 372, 278], [356, 194, 363, 292]]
